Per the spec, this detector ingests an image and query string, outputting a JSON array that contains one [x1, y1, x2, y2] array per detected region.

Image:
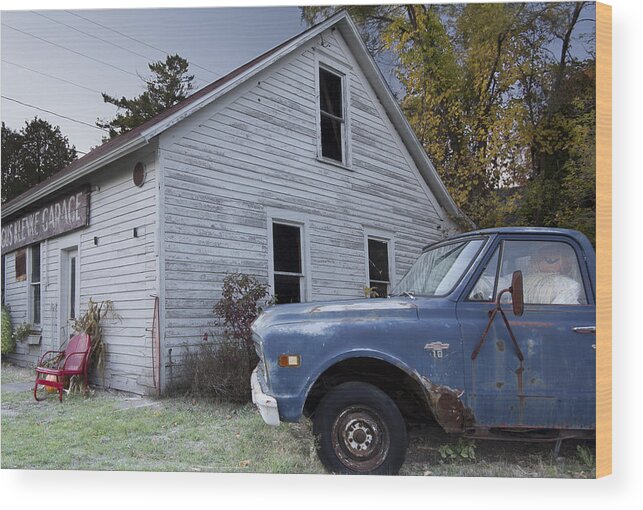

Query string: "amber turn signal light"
[[278, 354, 301, 367]]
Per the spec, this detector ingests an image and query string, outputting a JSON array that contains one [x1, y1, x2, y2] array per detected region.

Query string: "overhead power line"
[[2, 59, 103, 95], [1, 95, 107, 132], [1, 23, 139, 78], [64, 10, 222, 78], [31, 10, 156, 64], [64, 11, 169, 58]]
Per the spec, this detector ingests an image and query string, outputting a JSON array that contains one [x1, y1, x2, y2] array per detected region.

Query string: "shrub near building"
[[1, 305, 15, 354], [183, 273, 272, 402]]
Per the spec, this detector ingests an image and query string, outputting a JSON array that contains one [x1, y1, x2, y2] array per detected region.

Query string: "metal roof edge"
[[1, 135, 148, 219]]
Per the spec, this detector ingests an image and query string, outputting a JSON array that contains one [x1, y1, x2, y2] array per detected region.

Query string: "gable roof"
[[2, 11, 470, 226]]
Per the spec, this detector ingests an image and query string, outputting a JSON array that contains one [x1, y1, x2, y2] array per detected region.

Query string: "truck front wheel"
[[313, 381, 408, 475]]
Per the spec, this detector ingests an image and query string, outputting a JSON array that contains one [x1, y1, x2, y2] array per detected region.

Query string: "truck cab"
[[251, 227, 596, 474]]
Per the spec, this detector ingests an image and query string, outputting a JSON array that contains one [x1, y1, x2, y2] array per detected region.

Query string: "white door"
[[60, 247, 79, 344]]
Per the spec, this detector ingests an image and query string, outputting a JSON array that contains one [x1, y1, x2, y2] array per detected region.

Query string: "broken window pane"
[[319, 68, 342, 117], [368, 239, 389, 281]]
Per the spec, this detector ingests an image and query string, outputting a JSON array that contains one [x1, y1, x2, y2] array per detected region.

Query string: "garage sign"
[[1, 189, 90, 254]]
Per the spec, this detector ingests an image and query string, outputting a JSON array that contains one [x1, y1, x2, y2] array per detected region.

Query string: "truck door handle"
[[573, 326, 596, 334]]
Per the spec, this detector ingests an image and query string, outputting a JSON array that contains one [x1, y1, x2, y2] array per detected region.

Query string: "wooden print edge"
[[595, 1, 612, 479]]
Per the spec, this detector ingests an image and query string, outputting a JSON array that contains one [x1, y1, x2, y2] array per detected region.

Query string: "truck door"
[[456, 236, 595, 430]]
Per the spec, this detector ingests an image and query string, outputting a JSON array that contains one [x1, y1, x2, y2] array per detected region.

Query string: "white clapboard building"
[[1, 12, 468, 394]]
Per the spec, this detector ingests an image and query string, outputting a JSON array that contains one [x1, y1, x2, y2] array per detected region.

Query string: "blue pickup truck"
[[251, 227, 596, 474]]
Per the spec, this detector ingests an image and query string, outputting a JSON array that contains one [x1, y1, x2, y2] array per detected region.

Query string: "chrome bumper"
[[251, 367, 280, 426]]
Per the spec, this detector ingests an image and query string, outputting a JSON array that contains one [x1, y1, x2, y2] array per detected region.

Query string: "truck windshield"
[[392, 239, 485, 297]]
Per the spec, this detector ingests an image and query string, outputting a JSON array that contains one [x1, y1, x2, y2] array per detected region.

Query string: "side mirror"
[[472, 270, 526, 362], [511, 270, 524, 317]]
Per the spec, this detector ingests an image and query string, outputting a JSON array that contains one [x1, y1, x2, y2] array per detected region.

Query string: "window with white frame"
[[29, 243, 41, 326], [318, 65, 346, 164], [367, 237, 391, 298], [272, 222, 305, 304]]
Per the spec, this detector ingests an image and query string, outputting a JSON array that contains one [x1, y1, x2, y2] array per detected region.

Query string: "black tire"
[[313, 381, 408, 475]]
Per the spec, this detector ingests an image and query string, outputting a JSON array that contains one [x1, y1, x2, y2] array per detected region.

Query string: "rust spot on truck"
[[419, 376, 474, 433]]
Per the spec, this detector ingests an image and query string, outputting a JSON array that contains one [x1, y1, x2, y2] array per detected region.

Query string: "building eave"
[[1, 135, 148, 219]]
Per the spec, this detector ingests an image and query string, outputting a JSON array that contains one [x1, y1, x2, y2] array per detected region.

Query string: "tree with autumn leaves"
[[303, 3, 596, 243]]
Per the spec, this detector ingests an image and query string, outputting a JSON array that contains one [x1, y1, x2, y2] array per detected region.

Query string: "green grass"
[[1, 361, 32, 384], [2, 391, 323, 473], [1, 363, 595, 477]]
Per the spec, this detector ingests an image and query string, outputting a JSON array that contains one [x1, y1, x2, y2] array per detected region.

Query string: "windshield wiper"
[[400, 291, 416, 300]]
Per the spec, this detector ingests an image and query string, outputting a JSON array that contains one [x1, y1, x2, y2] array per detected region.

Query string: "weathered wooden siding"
[[4, 149, 158, 395], [159, 28, 452, 375], [78, 150, 158, 393]]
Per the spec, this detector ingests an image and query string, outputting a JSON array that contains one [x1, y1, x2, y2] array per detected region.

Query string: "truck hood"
[[253, 298, 419, 332]]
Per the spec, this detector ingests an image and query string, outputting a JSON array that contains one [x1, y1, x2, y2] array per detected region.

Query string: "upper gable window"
[[318, 66, 346, 164]]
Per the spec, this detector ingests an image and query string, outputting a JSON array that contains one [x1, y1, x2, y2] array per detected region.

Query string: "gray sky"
[[1, 6, 307, 153]]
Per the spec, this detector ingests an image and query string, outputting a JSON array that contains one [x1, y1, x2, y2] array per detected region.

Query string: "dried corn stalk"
[[71, 299, 119, 389]]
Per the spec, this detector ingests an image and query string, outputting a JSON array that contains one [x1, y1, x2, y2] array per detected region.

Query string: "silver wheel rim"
[[331, 405, 390, 472]]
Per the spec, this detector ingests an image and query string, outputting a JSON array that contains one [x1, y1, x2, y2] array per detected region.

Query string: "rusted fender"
[[419, 375, 475, 433]]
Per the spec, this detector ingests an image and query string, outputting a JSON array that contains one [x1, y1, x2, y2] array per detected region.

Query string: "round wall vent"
[[133, 162, 146, 187]]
